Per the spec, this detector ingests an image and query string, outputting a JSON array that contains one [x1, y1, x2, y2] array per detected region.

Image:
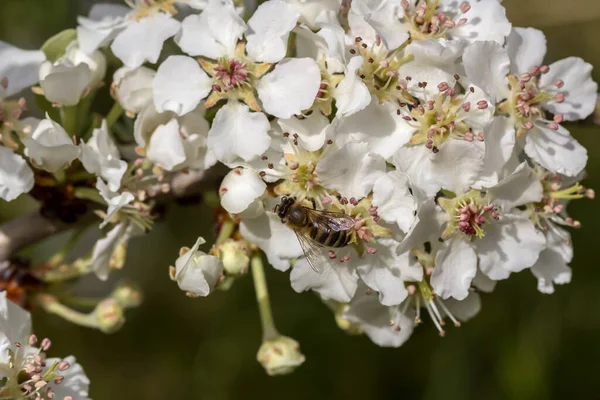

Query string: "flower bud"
[[171, 237, 223, 297], [111, 281, 143, 308], [256, 336, 305, 376], [217, 239, 250, 277], [94, 299, 125, 334], [112, 66, 155, 116]]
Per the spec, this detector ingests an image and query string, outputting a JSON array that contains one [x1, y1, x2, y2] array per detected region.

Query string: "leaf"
[[41, 28, 76, 63]]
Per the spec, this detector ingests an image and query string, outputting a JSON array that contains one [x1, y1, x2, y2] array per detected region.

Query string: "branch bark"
[[0, 165, 228, 262]]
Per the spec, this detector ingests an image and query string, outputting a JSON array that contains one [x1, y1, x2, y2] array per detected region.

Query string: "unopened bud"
[[94, 299, 125, 334], [257, 336, 305, 376], [111, 280, 143, 308], [217, 239, 250, 277]]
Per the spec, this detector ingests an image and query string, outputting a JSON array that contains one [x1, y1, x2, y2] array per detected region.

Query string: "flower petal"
[[111, 13, 180, 68], [92, 222, 129, 281], [473, 116, 517, 188], [257, 58, 321, 119], [175, 237, 223, 296], [531, 223, 572, 294], [207, 101, 271, 163], [476, 213, 546, 280], [372, 171, 416, 233], [39, 63, 92, 106], [524, 123, 587, 177], [153, 55, 211, 116], [219, 167, 266, 215], [462, 40, 510, 103], [431, 238, 477, 301], [451, 0, 511, 44], [334, 96, 415, 160], [246, 0, 300, 63], [540, 57, 598, 121], [23, 117, 80, 173], [0, 41, 45, 99], [239, 211, 303, 271], [277, 112, 329, 152], [0, 146, 34, 201], [113, 66, 155, 115], [176, 2, 246, 58], [349, 0, 408, 50], [317, 141, 386, 199], [285, 0, 342, 30], [334, 56, 371, 117], [0, 291, 32, 365], [76, 4, 129, 54], [506, 27, 547, 74], [488, 162, 543, 211], [146, 119, 187, 171]]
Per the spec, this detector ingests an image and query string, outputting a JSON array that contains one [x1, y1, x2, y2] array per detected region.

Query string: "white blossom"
[[170, 237, 224, 296]]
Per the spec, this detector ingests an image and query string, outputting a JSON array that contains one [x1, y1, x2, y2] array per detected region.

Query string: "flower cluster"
[[0, 0, 596, 379]]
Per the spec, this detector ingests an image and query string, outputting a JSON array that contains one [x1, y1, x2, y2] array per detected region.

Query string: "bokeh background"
[[2, 0, 600, 399]]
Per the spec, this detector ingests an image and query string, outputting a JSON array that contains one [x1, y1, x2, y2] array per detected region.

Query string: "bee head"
[[274, 196, 295, 221]]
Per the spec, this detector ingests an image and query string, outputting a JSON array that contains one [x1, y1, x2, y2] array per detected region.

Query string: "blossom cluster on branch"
[[0, 0, 597, 387]]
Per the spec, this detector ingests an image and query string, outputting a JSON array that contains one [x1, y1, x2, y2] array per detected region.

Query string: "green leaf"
[[41, 29, 76, 63]]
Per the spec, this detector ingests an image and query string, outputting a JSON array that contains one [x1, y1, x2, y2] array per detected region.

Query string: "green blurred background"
[[2, 0, 600, 399]]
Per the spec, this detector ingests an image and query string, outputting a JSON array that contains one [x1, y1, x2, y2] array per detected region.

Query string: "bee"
[[274, 196, 356, 272]]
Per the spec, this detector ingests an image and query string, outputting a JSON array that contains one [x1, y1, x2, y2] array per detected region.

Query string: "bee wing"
[[294, 230, 329, 273], [303, 208, 356, 231]]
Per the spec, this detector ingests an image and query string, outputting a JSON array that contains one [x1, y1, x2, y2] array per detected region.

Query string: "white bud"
[[94, 299, 125, 334], [217, 239, 250, 277], [256, 336, 305, 376]]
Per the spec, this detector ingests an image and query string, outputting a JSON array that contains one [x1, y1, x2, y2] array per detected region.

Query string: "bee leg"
[[274, 204, 280, 213], [307, 197, 317, 210]]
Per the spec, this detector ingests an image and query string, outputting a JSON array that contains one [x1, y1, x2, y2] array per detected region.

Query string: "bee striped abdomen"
[[309, 224, 352, 248]]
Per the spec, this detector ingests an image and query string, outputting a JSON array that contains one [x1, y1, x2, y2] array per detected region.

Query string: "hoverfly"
[[274, 196, 356, 272]]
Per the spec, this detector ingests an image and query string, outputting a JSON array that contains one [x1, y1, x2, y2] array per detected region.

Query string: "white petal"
[[472, 269, 496, 292], [39, 63, 92, 106], [111, 13, 180, 68], [176, 2, 246, 58], [476, 213, 546, 280], [0, 291, 32, 365], [45, 356, 90, 400], [175, 237, 223, 296], [506, 27, 547, 74], [246, 0, 300, 63], [525, 124, 587, 177], [0, 146, 34, 201], [431, 238, 477, 301], [0, 42, 45, 99], [113, 66, 155, 115], [146, 119, 187, 170], [334, 56, 371, 117], [290, 248, 359, 302], [334, 96, 415, 160], [372, 171, 416, 232], [473, 116, 516, 188], [92, 222, 129, 280], [97, 178, 135, 228], [343, 285, 415, 348], [257, 58, 321, 118], [277, 112, 329, 152], [240, 211, 303, 271], [488, 162, 543, 210], [23, 117, 80, 173], [451, 0, 511, 44], [462, 40, 510, 103], [153, 55, 211, 116], [219, 167, 266, 215], [441, 292, 481, 322], [285, 0, 342, 30], [76, 4, 129, 54], [316, 141, 386, 199], [540, 57, 598, 121], [207, 101, 271, 163], [396, 199, 444, 255], [349, 0, 408, 50], [393, 140, 484, 197], [357, 238, 423, 306], [315, 20, 347, 70], [531, 224, 572, 294]]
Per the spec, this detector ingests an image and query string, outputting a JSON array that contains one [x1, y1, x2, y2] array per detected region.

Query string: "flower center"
[[439, 189, 499, 239], [402, 85, 485, 151], [350, 37, 415, 105], [274, 149, 328, 203], [401, 0, 470, 41], [213, 59, 250, 92]]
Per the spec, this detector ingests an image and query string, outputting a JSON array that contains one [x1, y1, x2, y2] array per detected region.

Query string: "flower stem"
[[216, 219, 235, 245], [105, 102, 123, 129], [251, 254, 279, 341], [60, 105, 78, 136], [36, 294, 99, 329], [48, 224, 89, 266]]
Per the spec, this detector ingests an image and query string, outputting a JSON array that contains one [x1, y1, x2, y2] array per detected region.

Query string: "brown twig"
[[0, 165, 227, 262]]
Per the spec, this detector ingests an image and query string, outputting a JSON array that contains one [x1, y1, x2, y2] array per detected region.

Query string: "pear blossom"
[[463, 28, 597, 177], [76, 1, 203, 68], [152, 0, 322, 163], [79, 120, 127, 191], [169, 237, 224, 297], [111, 65, 156, 116], [96, 178, 135, 229], [22, 114, 80, 173], [0, 292, 91, 399]]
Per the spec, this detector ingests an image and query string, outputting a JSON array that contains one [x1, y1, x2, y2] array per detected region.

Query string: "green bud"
[[257, 336, 305, 376], [94, 299, 125, 334], [217, 239, 250, 277], [111, 281, 143, 308]]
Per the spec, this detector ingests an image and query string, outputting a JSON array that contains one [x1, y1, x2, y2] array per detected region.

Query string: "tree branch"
[[0, 165, 228, 262]]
